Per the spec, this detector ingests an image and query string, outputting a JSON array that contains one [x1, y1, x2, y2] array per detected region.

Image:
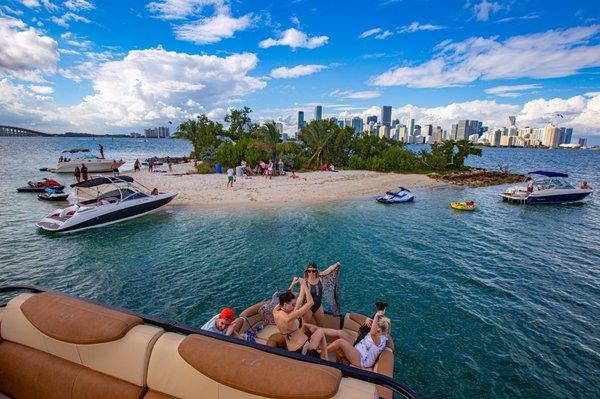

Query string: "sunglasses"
[[306, 269, 318, 274]]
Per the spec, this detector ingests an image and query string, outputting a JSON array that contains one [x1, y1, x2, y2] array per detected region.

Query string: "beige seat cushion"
[[1, 293, 163, 387], [20, 292, 142, 344], [179, 334, 342, 399]]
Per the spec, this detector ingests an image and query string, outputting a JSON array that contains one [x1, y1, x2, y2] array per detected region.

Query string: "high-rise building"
[[392, 118, 400, 128], [315, 105, 322, 121], [431, 126, 444, 143], [297, 111, 305, 130], [275, 122, 284, 137], [378, 125, 390, 139], [336, 119, 344, 128], [457, 120, 469, 140], [467, 120, 480, 137], [413, 125, 421, 136], [158, 126, 170, 138], [351, 117, 364, 136], [407, 118, 415, 136], [366, 115, 377, 124], [450, 124, 458, 140], [381, 106, 392, 126], [578, 137, 587, 147], [563, 128, 573, 144], [542, 123, 560, 148], [398, 125, 408, 142], [423, 124, 433, 136], [507, 116, 516, 128]]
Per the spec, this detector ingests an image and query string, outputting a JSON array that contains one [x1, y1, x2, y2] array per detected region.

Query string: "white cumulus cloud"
[[175, 11, 253, 44], [270, 64, 326, 79], [329, 89, 381, 100], [370, 25, 600, 88], [485, 83, 542, 97], [147, 0, 223, 20], [51, 12, 91, 27], [472, 0, 505, 21], [259, 28, 328, 49], [63, 0, 95, 11], [0, 17, 58, 80], [29, 85, 54, 94]]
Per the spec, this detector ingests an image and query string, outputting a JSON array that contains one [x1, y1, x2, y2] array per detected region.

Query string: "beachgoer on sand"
[[227, 167, 235, 188]]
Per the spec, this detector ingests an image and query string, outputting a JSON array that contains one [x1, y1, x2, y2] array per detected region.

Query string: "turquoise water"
[[1, 138, 599, 398]]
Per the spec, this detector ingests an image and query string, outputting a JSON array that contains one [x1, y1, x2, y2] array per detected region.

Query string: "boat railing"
[[0, 284, 420, 399]]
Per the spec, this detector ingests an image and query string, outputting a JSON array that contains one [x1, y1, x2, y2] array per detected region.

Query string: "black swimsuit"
[[279, 312, 309, 352], [309, 280, 323, 313]]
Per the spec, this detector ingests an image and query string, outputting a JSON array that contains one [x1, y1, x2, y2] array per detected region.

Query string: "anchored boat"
[[36, 176, 176, 233], [45, 148, 124, 173], [377, 188, 415, 204], [499, 171, 593, 204], [0, 285, 420, 399]]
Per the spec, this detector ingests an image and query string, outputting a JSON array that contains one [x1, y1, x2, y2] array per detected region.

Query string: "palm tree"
[[300, 120, 335, 167], [258, 121, 281, 161]]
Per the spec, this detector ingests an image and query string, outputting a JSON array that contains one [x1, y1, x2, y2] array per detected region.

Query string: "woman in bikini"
[[324, 310, 391, 368], [273, 278, 328, 359], [289, 262, 341, 327]]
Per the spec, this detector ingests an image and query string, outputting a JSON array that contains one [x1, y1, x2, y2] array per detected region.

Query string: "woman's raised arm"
[[320, 261, 341, 277]]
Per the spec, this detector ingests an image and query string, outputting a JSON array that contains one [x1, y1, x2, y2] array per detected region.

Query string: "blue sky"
[[1, 0, 599, 140]]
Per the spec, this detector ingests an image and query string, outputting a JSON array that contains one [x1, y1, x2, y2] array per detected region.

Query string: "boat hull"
[[48, 159, 125, 173], [37, 193, 176, 233], [17, 185, 64, 193], [500, 189, 592, 204]]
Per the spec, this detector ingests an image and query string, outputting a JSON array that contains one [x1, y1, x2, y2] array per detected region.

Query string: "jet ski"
[[377, 187, 415, 204], [38, 187, 69, 202], [17, 179, 64, 193]]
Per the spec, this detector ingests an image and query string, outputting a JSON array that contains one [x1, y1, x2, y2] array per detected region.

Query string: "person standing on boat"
[[98, 144, 104, 159], [73, 166, 81, 183], [201, 308, 237, 336], [290, 262, 341, 327], [81, 164, 89, 181]]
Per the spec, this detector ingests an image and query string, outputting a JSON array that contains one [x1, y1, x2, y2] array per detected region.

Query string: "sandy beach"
[[133, 163, 444, 210]]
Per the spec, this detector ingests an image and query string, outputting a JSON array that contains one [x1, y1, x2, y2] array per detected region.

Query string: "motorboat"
[[45, 148, 124, 173], [377, 188, 415, 204], [451, 201, 476, 211], [0, 284, 420, 399], [16, 178, 64, 192], [36, 176, 177, 233], [499, 171, 593, 204], [38, 187, 69, 202]]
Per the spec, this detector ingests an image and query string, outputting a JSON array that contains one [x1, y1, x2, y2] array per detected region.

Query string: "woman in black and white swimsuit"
[[290, 262, 341, 327]]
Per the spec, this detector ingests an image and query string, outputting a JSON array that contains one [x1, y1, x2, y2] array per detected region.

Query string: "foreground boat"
[[0, 285, 420, 399], [377, 188, 415, 204], [499, 171, 592, 204], [45, 148, 124, 173], [36, 176, 176, 233]]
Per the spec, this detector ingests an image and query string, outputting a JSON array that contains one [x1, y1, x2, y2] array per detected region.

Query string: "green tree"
[[224, 106, 252, 140], [454, 139, 482, 168], [258, 121, 281, 162], [174, 115, 222, 159], [299, 119, 337, 167], [323, 126, 354, 166]]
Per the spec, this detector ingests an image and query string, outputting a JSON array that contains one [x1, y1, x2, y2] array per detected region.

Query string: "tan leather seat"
[[146, 332, 343, 399], [0, 292, 164, 399]]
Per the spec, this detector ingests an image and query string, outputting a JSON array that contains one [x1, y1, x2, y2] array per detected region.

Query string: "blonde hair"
[[377, 317, 391, 335]]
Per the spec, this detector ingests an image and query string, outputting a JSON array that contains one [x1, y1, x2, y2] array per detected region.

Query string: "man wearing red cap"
[[201, 307, 236, 336]]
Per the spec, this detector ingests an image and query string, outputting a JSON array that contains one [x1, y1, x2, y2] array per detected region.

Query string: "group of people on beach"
[[226, 158, 299, 188], [201, 261, 391, 369]]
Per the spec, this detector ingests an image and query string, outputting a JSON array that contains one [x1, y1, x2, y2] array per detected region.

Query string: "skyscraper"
[[457, 120, 469, 140], [564, 128, 573, 144], [450, 124, 458, 140], [275, 122, 284, 137], [507, 116, 516, 128], [366, 115, 377, 124], [407, 118, 415, 136], [351, 117, 364, 136], [297, 111, 305, 130], [314, 105, 322, 121], [542, 123, 560, 148], [423, 124, 433, 136], [381, 106, 392, 126]]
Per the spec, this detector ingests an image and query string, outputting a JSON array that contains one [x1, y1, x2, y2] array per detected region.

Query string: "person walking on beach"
[[267, 160, 273, 180], [111, 160, 120, 176], [166, 156, 172, 172], [278, 158, 285, 176], [134, 159, 141, 172], [148, 159, 154, 172], [226, 167, 235, 188], [74, 166, 81, 183], [98, 144, 104, 159], [81, 163, 89, 181]]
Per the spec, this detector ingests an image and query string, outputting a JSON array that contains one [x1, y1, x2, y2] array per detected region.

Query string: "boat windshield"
[[73, 177, 150, 204], [532, 178, 574, 189]]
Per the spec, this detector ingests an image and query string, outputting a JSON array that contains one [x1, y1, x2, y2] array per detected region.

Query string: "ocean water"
[[0, 137, 599, 399]]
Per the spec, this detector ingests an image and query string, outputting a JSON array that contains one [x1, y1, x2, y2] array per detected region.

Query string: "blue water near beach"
[[0, 137, 599, 398]]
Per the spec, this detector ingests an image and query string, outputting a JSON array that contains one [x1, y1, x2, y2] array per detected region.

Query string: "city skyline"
[[0, 1, 599, 143]]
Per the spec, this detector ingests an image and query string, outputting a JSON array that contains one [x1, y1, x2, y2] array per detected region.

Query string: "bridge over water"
[[0, 125, 50, 137]]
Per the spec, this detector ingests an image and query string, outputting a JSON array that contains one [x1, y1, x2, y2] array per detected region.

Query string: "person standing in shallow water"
[[98, 144, 104, 159], [81, 164, 89, 181], [73, 166, 81, 183]]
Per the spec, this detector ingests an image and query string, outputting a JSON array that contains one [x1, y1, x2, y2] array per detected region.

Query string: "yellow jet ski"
[[451, 201, 476, 211]]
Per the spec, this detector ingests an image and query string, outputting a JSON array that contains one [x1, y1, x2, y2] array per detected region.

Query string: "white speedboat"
[[377, 188, 415, 204], [499, 171, 593, 204], [37, 176, 177, 233], [45, 148, 124, 173]]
